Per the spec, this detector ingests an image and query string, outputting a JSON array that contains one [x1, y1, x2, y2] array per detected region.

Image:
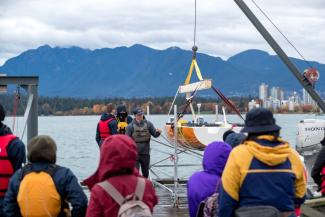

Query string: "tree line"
[[0, 94, 253, 116]]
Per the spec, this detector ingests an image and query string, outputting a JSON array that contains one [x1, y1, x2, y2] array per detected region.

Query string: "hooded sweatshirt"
[[219, 135, 306, 217], [84, 135, 158, 217], [187, 142, 231, 217]]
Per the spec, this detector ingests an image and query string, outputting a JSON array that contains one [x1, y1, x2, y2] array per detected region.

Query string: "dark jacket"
[[187, 142, 231, 217], [311, 139, 325, 186], [125, 119, 160, 155], [95, 113, 118, 145], [84, 135, 158, 217], [0, 123, 25, 216], [3, 163, 88, 217]]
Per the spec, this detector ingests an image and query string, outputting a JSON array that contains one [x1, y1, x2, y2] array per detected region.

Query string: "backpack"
[[196, 180, 221, 217], [98, 177, 152, 217], [17, 164, 71, 217]]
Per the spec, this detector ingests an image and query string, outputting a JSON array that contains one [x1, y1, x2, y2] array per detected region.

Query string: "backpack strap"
[[134, 177, 146, 201], [97, 181, 125, 205]]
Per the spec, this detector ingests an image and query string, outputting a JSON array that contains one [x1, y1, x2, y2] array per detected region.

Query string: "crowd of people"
[[0, 102, 324, 217]]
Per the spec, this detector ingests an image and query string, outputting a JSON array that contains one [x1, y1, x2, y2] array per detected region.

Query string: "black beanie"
[[0, 104, 5, 122]]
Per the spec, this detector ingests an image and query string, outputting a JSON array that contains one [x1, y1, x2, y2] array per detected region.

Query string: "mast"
[[234, 0, 325, 113]]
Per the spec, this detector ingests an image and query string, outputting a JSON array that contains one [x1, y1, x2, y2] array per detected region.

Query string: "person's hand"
[[156, 128, 162, 133]]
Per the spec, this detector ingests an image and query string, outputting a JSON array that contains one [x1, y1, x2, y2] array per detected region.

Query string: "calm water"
[[3, 114, 324, 182]]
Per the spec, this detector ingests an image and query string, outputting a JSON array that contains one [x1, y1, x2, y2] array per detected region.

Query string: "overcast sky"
[[0, 0, 325, 65]]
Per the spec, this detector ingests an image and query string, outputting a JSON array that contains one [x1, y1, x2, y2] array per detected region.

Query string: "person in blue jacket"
[[3, 135, 88, 217], [219, 108, 306, 217], [0, 104, 25, 217]]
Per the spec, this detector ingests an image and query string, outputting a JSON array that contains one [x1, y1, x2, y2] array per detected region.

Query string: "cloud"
[[1, 0, 325, 65]]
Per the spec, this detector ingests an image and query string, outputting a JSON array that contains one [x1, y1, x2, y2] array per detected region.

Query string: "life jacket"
[[17, 164, 70, 217], [132, 121, 151, 143], [320, 166, 325, 195], [0, 134, 17, 197], [99, 118, 115, 140], [117, 121, 128, 134]]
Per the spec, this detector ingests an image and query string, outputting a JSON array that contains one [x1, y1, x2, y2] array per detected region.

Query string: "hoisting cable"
[[193, 0, 197, 48], [251, 0, 313, 69], [12, 86, 21, 134], [211, 85, 245, 121]]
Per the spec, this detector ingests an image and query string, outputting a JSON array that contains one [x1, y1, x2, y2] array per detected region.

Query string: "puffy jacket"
[[96, 113, 118, 145], [219, 135, 306, 217], [187, 142, 231, 217], [3, 163, 88, 217], [84, 135, 158, 217]]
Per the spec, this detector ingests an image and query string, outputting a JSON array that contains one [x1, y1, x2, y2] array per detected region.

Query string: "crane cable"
[[193, 0, 197, 47], [251, 0, 313, 69]]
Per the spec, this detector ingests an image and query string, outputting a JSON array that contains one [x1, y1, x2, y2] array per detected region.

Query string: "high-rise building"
[[302, 88, 316, 106], [270, 87, 284, 101], [259, 83, 269, 106]]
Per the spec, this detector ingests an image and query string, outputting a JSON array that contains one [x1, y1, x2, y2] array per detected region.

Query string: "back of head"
[[241, 108, 280, 136], [98, 135, 137, 180], [106, 103, 115, 114], [27, 135, 57, 164], [225, 132, 247, 148], [203, 141, 232, 175], [0, 103, 5, 123]]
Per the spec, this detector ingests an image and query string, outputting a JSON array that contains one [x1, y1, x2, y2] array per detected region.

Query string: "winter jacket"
[[96, 113, 118, 145], [219, 135, 306, 217], [3, 163, 88, 217], [0, 124, 25, 216], [125, 119, 160, 155], [187, 142, 231, 217], [311, 139, 325, 187], [84, 135, 158, 217]]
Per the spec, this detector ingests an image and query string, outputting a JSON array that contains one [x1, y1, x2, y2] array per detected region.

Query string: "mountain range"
[[0, 44, 324, 98]]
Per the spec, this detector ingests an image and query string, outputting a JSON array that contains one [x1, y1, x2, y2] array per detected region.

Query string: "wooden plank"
[[179, 79, 212, 93], [301, 205, 325, 217]]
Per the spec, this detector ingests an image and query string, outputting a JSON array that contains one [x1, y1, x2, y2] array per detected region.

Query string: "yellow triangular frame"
[[184, 58, 203, 85]]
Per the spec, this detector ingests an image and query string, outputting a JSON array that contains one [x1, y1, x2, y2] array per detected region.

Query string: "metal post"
[[215, 104, 219, 122], [147, 104, 150, 118], [27, 85, 38, 142], [173, 105, 179, 206], [234, 0, 325, 113]]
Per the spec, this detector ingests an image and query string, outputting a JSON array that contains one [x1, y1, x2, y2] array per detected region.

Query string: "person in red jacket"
[[0, 104, 25, 217], [84, 134, 158, 217], [95, 104, 118, 146]]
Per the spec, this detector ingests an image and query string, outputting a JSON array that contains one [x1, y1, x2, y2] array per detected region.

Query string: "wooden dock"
[[153, 182, 189, 217]]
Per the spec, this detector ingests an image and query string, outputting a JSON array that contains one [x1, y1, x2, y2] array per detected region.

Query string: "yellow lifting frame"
[[184, 58, 203, 85]]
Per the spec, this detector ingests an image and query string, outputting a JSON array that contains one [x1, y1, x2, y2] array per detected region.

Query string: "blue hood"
[[203, 141, 232, 176]]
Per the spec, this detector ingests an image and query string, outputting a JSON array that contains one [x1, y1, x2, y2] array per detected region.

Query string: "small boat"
[[296, 119, 325, 186]]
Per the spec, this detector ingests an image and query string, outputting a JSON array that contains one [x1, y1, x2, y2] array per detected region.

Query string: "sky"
[[0, 0, 325, 65]]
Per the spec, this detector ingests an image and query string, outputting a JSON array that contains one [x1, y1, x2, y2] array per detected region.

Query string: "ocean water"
[[3, 113, 324, 182]]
